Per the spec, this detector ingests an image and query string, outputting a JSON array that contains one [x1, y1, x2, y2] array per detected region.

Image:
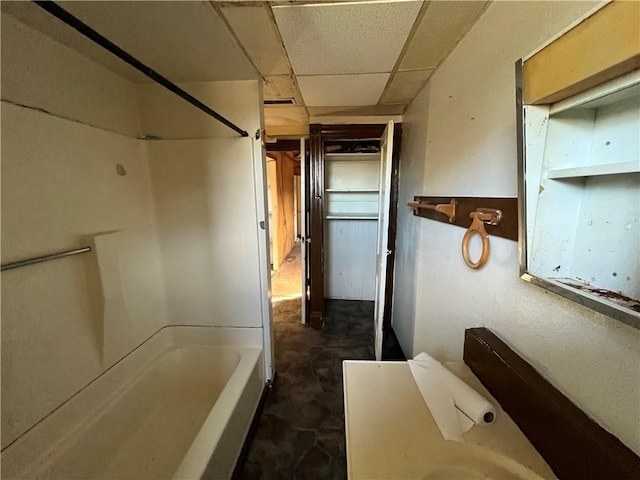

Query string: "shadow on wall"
[[147, 138, 264, 329], [392, 89, 430, 356]]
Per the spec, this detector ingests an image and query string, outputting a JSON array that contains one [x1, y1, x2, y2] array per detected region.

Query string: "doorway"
[[265, 148, 304, 303], [307, 122, 403, 360]]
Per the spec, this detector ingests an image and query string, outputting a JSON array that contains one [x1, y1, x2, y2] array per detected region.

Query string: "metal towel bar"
[[1, 246, 92, 272]]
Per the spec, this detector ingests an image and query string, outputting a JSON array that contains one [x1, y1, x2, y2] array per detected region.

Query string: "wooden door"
[[300, 137, 308, 324], [374, 121, 394, 360]]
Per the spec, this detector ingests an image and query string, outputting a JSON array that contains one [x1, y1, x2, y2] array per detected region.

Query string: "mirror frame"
[[515, 60, 639, 330]]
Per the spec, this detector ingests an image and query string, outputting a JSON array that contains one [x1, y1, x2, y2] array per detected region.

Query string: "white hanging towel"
[[408, 352, 497, 442]]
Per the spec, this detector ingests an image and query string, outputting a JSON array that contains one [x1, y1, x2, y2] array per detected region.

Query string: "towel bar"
[[1, 246, 92, 272]]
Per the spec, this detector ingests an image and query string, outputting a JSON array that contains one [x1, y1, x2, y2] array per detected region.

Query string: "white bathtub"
[[1, 326, 264, 480]]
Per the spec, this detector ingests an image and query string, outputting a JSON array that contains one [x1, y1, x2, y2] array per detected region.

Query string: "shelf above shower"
[[547, 161, 640, 179]]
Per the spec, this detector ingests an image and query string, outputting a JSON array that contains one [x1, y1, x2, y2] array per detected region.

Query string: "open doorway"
[[265, 149, 303, 303]]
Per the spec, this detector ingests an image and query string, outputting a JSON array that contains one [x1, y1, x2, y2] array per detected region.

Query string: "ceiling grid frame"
[[2, 0, 494, 137]]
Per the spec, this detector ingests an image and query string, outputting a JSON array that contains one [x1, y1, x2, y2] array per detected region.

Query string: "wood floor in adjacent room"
[[271, 243, 302, 300]]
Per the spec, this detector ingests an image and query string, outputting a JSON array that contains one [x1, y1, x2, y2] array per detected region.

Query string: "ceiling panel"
[[380, 68, 433, 105], [272, 1, 422, 75], [400, 0, 489, 70], [264, 75, 304, 105], [219, 5, 291, 77], [2, 1, 258, 82], [298, 74, 390, 106], [264, 106, 308, 127]]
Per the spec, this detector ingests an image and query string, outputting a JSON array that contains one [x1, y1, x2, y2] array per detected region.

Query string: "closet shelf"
[[325, 152, 380, 162], [325, 188, 379, 193], [547, 161, 640, 179], [325, 213, 378, 220]]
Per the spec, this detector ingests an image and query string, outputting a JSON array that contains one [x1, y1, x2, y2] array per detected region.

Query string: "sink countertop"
[[343, 360, 557, 480]]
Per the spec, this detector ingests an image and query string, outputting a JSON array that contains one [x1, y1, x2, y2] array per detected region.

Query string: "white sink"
[[343, 361, 556, 480], [422, 443, 546, 480]]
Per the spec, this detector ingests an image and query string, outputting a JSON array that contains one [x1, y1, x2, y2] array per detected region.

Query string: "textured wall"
[[394, 1, 640, 454]]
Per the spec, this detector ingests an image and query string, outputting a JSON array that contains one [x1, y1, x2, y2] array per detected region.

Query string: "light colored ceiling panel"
[[298, 74, 390, 106], [265, 106, 308, 127], [272, 1, 422, 75], [219, 5, 290, 77], [400, 0, 489, 70], [264, 106, 309, 137], [308, 105, 406, 116], [264, 75, 304, 105], [2, 1, 258, 82], [380, 68, 433, 105]]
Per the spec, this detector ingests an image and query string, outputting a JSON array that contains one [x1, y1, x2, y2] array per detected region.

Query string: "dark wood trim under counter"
[[463, 327, 640, 480]]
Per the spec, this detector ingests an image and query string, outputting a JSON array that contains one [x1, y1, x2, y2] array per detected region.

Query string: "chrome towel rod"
[[1, 247, 92, 272]]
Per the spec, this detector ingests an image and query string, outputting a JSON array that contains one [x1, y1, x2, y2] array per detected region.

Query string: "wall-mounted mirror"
[[515, 2, 640, 328]]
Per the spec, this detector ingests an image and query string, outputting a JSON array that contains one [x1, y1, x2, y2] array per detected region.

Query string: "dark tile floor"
[[238, 299, 377, 480]]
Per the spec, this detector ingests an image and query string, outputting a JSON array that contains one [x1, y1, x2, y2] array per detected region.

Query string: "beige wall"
[[394, 1, 640, 455], [148, 138, 264, 328], [137, 80, 266, 329], [0, 14, 141, 137], [1, 16, 167, 447]]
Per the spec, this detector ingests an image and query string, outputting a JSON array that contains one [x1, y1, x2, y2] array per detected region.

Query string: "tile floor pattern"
[[239, 299, 375, 480]]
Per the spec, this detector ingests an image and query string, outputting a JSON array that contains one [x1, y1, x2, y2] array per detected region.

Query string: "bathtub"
[[1, 326, 264, 480]]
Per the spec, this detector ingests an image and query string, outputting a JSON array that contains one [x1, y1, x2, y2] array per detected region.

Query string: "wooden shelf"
[[325, 213, 378, 220], [325, 188, 379, 193], [325, 152, 379, 162], [547, 162, 640, 179]]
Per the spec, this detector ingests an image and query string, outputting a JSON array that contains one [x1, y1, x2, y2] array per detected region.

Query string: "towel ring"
[[462, 213, 490, 269], [461, 209, 502, 269]]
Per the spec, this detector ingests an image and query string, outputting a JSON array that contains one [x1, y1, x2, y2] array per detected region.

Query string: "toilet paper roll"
[[408, 352, 496, 442]]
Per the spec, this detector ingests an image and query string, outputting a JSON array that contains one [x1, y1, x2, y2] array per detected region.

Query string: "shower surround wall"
[[393, 1, 640, 456], [1, 12, 267, 451], [138, 80, 269, 332]]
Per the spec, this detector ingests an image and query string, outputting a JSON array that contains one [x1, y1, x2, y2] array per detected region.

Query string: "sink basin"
[[422, 443, 546, 480], [343, 361, 557, 479]]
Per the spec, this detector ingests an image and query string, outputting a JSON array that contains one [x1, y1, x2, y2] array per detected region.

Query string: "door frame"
[[308, 123, 401, 329]]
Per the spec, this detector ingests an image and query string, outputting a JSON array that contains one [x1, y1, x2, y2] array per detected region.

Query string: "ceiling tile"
[[2, 1, 258, 82], [264, 106, 308, 127], [272, 1, 422, 75], [264, 75, 304, 105], [298, 74, 390, 106], [380, 69, 433, 105], [308, 105, 406, 117], [219, 5, 291, 77], [400, 1, 489, 70]]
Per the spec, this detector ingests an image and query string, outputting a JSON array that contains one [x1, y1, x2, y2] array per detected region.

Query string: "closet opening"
[[308, 123, 406, 360]]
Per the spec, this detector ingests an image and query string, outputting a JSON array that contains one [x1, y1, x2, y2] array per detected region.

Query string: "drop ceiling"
[[2, 0, 491, 138]]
